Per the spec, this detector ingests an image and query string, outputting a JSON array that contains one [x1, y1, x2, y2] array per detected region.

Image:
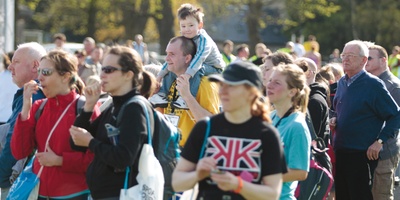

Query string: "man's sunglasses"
[[37, 68, 54, 76], [101, 66, 123, 74], [368, 56, 382, 61]]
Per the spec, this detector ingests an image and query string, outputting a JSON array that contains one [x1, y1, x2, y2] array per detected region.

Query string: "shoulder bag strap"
[[184, 117, 210, 200], [34, 99, 48, 121], [37, 96, 79, 177], [122, 95, 153, 189], [123, 167, 131, 191], [199, 117, 211, 159]]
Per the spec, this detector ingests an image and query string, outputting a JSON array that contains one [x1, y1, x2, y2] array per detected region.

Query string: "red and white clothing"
[[11, 91, 100, 198]]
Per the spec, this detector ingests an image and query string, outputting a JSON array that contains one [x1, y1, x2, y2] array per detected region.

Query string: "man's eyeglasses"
[[101, 66, 123, 74], [340, 53, 362, 59], [37, 68, 54, 76]]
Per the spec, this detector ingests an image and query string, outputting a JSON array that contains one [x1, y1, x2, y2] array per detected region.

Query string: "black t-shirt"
[[182, 113, 287, 199]]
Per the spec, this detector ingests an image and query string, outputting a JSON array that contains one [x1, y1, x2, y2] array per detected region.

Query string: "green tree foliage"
[[152, 0, 174, 55], [32, 0, 92, 35], [201, 0, 275, 55], [17, 0, 400, 56], [287, 0, 400, 57], [285, 0, 341, 29], [354, 0, 400, 50], [201, 0, 341, 55], [283, 0, 343, 57], [18, 0, 201, 53]]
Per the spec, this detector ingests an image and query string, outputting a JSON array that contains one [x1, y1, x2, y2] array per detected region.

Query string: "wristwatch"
[[377, 139, 383, 144]]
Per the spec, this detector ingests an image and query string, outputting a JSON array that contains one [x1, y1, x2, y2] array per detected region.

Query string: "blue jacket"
[[333, 70, 400, 151], [0, 87, 45, 187]]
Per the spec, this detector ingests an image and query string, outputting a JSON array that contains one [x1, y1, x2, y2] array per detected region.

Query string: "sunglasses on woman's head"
[[101, 66, 123, 74], [37, 68, 53, 76]]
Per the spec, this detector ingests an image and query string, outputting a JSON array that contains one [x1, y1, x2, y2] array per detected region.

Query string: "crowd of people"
[[1, 2, 400, 200]]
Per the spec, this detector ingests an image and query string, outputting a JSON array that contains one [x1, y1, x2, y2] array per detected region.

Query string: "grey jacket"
[[378, 70, 400, 160]]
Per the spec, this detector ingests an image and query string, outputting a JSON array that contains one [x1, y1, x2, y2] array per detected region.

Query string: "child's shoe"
[[149, 93, 168, 108], [172, 96, 189, 110]]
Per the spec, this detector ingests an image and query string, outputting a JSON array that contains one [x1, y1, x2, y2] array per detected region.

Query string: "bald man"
[[296, 57, 330, 142]]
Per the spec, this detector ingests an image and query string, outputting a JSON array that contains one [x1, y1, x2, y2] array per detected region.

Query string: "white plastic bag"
[[120, 144, 164, 200]]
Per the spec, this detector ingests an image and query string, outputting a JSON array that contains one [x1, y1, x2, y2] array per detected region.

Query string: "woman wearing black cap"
[[172, 62, 287, 200]]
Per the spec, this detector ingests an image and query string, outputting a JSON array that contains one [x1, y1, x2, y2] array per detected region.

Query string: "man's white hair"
[[17, 42, 47, 61], [345, 40, 369, 57]]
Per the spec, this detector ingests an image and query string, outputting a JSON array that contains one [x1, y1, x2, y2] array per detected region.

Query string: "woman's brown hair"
[[107, 46, 156, 98], [41, 50, 85, 95], [245, 85, 271, 123]]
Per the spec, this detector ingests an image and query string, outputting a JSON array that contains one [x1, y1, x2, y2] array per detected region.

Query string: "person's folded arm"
[[178, 76, 220, 121], [172, 158, 198, 192], [240, 174, 283, 200], [282, 168, 308, 182], [211, 171, 283, 200]]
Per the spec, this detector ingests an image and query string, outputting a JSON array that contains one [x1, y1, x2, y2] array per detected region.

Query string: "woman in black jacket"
[[69, 46, 156, 199]]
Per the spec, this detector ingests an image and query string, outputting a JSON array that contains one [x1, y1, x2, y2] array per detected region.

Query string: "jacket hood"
[[309, 82, 328, 99]]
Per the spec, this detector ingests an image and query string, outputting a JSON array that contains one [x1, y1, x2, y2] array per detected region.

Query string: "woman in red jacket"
[[11, 50, 100, 199]]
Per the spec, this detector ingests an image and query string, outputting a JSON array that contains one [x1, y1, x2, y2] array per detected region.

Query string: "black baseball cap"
[[208, 61, 263, 91]]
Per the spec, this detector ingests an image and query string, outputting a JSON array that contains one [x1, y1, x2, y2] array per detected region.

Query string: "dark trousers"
[[335, 150, 378, 200]]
